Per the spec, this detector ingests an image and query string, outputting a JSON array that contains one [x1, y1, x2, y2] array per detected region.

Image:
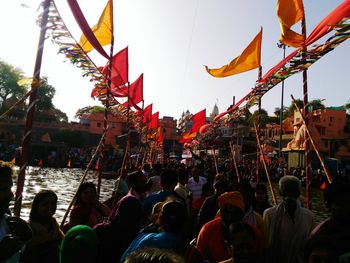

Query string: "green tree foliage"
[[247, 108, 272, 127], [0, 60, 27, 117], [74, 105, 106, 119], [0, 60, 68, 122], [285, 98, 326, 119]]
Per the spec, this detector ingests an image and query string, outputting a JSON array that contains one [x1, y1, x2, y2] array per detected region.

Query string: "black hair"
[[124, 247, 184, 263], [75, 182, 96, 205], [159, 201, 186, 233], [29, 190, 57, 223], [126, 170, 144, 188], [160, 169, 178, 187]]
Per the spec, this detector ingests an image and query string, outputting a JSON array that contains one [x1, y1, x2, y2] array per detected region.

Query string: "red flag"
[[122, 74, 143, 109], [99, 47, 128, 93], [129, 74, 143, 105], [143, 104, 153, 124], [148, 112, 159, 130], [190, 109, 206, 133]]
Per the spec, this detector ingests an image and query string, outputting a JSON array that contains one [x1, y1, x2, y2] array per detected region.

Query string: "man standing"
[[263, 175, 314, 263], [186, 167, 207, 206], [95, 170, 148, 262]]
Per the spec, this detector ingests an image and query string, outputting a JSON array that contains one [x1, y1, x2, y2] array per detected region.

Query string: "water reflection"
[[11, 167, 330, 224], [11, 167, 115, 224]]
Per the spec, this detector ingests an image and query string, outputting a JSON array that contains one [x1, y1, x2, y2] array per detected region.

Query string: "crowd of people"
[[0, 151, 350, 263]]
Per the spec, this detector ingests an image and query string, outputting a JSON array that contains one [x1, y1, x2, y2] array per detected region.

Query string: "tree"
[[0, 60, 27, 117], [247, 108, 271, 127], [74, 105, 106, 119], [274, 106, 288, 119], [33, 77, 68, 123]]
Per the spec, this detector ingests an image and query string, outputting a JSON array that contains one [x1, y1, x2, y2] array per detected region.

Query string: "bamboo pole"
[[0, 90, 32, 119], [60, 132, 107, 228], [254, 123, 277, 205], [14, 0, 51, 217], [229, 141, 240, 183], [291, 95, 332, 184], [212, 146, 219, 175], [301, 16, 311, 209]]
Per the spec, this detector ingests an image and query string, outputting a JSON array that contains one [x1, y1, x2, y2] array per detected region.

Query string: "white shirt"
[[186, 176, 207, 201]]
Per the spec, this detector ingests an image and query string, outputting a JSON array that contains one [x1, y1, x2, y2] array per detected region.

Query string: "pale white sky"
[[0, 0, 349, 121]]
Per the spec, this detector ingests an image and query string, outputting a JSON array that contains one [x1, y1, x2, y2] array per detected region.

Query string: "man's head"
[[218, 191, 245, 227], [127, 170, 148, 194], [160, 169, 178, 191], [0, 162, 14, 215], [227, 222, 258, 263], [159, 200, 187, 233], [190, 167, 200, 180], [279, 176, 301, 213]]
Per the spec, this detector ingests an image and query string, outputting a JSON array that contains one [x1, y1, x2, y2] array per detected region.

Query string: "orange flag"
[[277, 0, 305, 48], [79, 0, 113, 53], [205, 29, 262, 78]]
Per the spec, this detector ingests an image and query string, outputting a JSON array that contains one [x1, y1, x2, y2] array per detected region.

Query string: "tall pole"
[[301, 17, 311, 209], [256, 66, 262, 183], [97, 1, 114, 199], [14, 0, 51, 217], [278, 43, 286, 158]]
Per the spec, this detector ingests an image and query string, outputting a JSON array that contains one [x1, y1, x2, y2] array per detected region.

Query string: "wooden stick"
[[212, 146, 219, 174], [14, 0, 51, 217], [254, 123, 277, 205], [291, 95, 332, 184], [229, 141, 240, 183]]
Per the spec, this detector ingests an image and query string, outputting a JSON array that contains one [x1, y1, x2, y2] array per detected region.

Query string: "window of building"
[[330, 116, 334, 122], [97, 122, 101, 128]]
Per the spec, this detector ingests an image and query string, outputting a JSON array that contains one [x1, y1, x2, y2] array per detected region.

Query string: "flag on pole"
[[123, 73, 143, 107], [277, 0, 305, 48], [148, 112, 159, 130], [205, 29, 262, 78], [143, 104, 153, 124], [190, 109, 206, 133], [67, 0, 111, 58], [78, 0, 113, 53]]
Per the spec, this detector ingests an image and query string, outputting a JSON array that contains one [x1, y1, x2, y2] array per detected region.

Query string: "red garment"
[[196, 217, 230, 262], [196, 217, 263, 263], [70, 205, 99, 228]]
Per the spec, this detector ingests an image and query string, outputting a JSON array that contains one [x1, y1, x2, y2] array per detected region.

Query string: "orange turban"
[[218, 191, 245, 212]]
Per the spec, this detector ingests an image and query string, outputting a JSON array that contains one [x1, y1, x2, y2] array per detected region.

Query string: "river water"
[[10, 167, 330, 225]]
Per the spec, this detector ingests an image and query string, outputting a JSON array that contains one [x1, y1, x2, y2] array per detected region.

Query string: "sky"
[[0, 0, 349, 122]]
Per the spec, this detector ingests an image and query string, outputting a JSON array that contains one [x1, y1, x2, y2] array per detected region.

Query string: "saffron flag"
[[179, 132, 197, 144], [277, 0, 305, 48], [148, 112, 159, 130], [205, 29, 262, 78], [67, 0, 110, 59], [190, 109, 206, 133], [78, 0, 113, 54]]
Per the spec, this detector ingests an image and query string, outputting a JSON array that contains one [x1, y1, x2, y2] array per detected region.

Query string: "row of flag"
[[67, 0, 163, 145]]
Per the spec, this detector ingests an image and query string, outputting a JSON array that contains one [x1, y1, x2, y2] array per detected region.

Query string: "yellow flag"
[[277, 0, 305, 48], [79, 0, 112, 53], [205, 29, 262, 78]]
